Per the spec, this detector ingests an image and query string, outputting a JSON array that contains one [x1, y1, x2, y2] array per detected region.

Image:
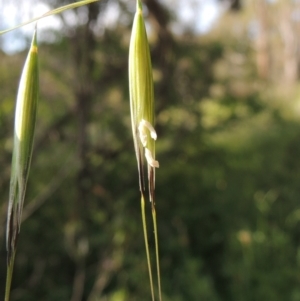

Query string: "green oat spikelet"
[[129, 1, 162, 300], [6, 28, 39, 263], [129, 0, 159, 194]]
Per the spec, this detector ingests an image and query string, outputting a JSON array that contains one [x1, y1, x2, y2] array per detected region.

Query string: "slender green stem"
[[5, 251, 16, 301], [141, 193, 155, 301], [0, 0, 100, 35], [152, 206, 162, 301]]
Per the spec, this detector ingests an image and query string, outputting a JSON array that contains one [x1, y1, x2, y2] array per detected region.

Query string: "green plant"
[[5, 27, 39, 301], [128, 0, 161, 300]]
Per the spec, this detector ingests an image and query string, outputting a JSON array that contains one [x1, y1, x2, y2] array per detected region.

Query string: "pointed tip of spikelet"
[[137, 0, 143, 11], [31, 26, 38, 53]]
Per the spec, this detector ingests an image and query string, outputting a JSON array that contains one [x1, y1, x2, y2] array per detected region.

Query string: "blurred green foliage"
[[1, 1, 300, 300]]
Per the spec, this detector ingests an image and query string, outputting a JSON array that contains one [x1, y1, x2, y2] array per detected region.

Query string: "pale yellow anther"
[[138, 119, 157, 147], [138, 121, 148, 147], [145, 148, 159, 168]]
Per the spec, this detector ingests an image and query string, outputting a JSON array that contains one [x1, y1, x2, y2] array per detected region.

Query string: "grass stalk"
[[151, 205, 162, 301], [4, 251, 16, 301], [0, 0, 100, 35], [141, 193, 155, 301]]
